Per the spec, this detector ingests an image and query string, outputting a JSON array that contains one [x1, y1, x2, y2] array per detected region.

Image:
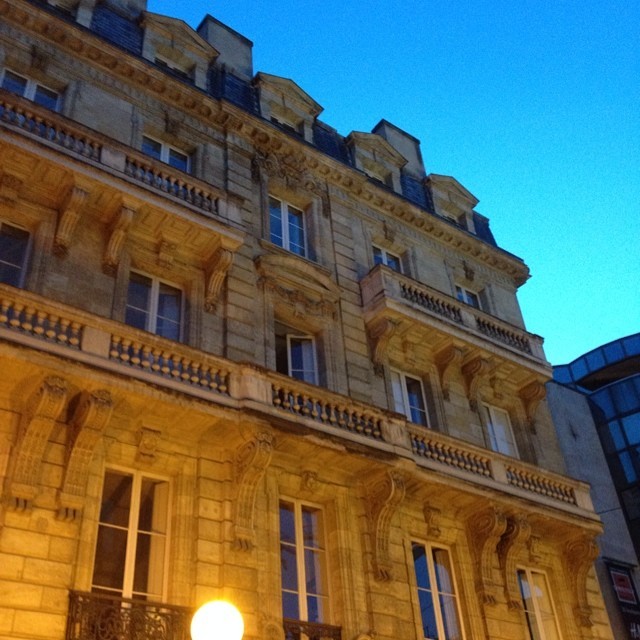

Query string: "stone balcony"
[[0, 284, 595, 522], [360, 264, 549, 375]]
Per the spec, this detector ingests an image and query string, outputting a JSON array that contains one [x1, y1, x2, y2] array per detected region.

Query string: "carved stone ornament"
[[54, 185, 90, 257], [233, 431, 274, 550], [367, 317, 400, 366], [157, 238, 177, 269], [497, 515, 531, 609], [261, 277, 336, 319], [462, 356, 490, 410], [564, 534, 599, 627], [366, 469, 406, 581], [518, 380, 547, 430], [58, 389, 114, 520], [253, 148, 324, 197], [103, 204, 135, 275], [436, 345, 463, 401], [0, 171, 24, 204], [205, 247, 234, 312], [6, 376, 69, 511], [467, 505, 507, 606], [301, 470, 319, 493], [137, 426, 161, 463], [423, 503, 442, 539]]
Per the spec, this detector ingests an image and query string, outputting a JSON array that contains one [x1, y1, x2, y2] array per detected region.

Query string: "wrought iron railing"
[[66, 591, 192, 640], [283, 618, 342, 640]]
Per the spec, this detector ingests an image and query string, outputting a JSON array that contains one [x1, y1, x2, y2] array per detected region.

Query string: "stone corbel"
[[6, 377, 69, 511], [205, 247, 234, 312], [57, 389, 114, 520], [497, 515, 531, 609], [367, 317, 400, 368], [436, 345, 463, 400], [366, 469, 406, 581], [0, 171, 24, 204], [103, 204, 135, 275], [564, 534, 599, 627], [157, 238, 177, 269], [518, 380, 547, 432], [137, 426, 161, 463], [54, 185, 90, 256], [466, 505, 507, 605], [423, 503, 442, 538], [233, 431, 274, 550], [462, 357, 490, 410]]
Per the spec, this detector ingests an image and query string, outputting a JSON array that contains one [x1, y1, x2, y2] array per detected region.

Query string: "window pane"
[[391, 371, 406, 415], [304, 549, 325, 594], [92, 526, 128, 592], [269, 197, 284, 247], [531, 572, 560, 640], [623, 414, 640, 446], [386, 253, 401, 272], [99, 472, 133, 527], [306, 595, 327, 623], [2, 70, 27, 96], [279, 502, 296, 544], [126, 272, 151, 331], [156, 282, 181, 340], [142, 136, 162, 160], [33, 84, 59, 110], [289, 337, 316, 383], [280, 543, 298, 591], [138, 479, 169, 534], [168, 148, 189, 172], [282, 591, 300, 620], [484, 405, 517, 456], [302, 507, 322, 548], [518, 570, 543, 640], [417, 587, 438, 640], [405, 376, 428, 426], [287, 206, 305, 256], [0, 223, 29, 287], [373, 246, 384, 266]]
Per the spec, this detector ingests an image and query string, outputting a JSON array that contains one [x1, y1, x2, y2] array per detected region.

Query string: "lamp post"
[[191, 600, 244, 640]]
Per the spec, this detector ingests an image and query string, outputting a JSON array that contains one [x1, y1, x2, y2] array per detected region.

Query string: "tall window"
[[125, 271, 182, 341], [142, 135, 190, 173], [480, 404, 518, 457], [0, 222, 30, 287], [518, 569, 561, 640], [412, 542, 464, 640], [275, 325, 318, 384], [92, 469, 170, 600], [455, 286, 480, 309], [269, 196, 306, 257], [1, 69, 60, 110], [279, 500, 328, 623], [373, 245, 402, 272], [391, 369, 429, 426]]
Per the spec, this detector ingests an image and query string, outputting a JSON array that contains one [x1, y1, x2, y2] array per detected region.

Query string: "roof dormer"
[[254, 73, 323, 144], [142, 12, 219, 90], [427, 174, 479, 231], [346, 131, 408, 193]]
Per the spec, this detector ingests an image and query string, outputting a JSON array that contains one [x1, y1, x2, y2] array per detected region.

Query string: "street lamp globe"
[[191, 600, 244, 640]]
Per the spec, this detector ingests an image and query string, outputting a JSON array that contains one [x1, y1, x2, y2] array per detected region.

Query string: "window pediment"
[[428, 174, 479, 219], [255, 73, 323, 118], [347, 131, 408, 168], [143, 13, 220, 59]]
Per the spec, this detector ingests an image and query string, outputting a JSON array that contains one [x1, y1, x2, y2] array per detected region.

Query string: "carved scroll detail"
[[564, 535, 599, 627], [58, 389, 114, 520], [366, 470, 406, 581], [423, 503, 441, 539], [367, 317, 400, 367], [103, 205, 135, 275], [467, 506, 507, 605], [233, 431, 274, 550], [6, 377, 68, 510], [436, 345, 463, 400], [205, 247, 234, 312], [518, 380, 547, 429], [462, 357, 490, 410], [55, 186, 90, 256], [497, 515, 531, 609]]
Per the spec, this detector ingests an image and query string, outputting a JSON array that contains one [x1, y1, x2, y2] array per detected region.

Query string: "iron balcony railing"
[[283, 618, 342, 640]]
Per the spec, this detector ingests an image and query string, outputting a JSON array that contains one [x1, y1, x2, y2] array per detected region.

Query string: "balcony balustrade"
[[283, 619, 342, 640], [0, 283, 594, 518], [360, 265, 547, 365]]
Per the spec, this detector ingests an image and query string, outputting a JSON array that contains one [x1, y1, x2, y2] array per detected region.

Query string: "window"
[[269, 196, 306, 257], [0, 222, 30, 287], [412, 542, 464, 640], [518, 569, 561, 640], [1, 69, 60, 110], [279, 500, 328, 623], [275, 324, 318, 384], [455, 286, 480, 309], [92, 469, 169, 600], [142, 135, 190, 173], [391, 369, 429, 426], [480, 404, 518, 457], [154, 56, 193, 82], [373, 245, 402, 272], [125, 271, 182, 341]]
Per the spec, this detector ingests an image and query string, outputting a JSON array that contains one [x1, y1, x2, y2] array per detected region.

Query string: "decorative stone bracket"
[[367, 317, 400, 369], [518, 380, 547, 431], [205, 247, 234, 312], [564, 534, 599, 627], [54, 185, 90, 256], [467, 505, 507, 605], [5, 376, 68, 511], [423, 502, 442, 538], [462, 357, 491, 410], [497, 515, 531, 609], [233, 431, 274, 550], [103, 204, 135, 275], [436, 345, 463, 400], [57, 389, 114, 520], [366, 469, 406, 581]]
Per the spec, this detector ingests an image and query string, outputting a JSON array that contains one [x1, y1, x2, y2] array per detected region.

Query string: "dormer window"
[[154, 56, 193, 82], [271, 114, 302, 137], [142, 136, 190, 173], [1, 69, 60, 111], [363, 162, 392, 188]]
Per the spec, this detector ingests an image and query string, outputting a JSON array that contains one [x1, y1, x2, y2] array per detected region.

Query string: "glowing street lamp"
[[191, 600, 244, 640]]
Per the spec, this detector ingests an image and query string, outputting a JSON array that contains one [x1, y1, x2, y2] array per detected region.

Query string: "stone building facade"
[[0, 1, 614, 639]]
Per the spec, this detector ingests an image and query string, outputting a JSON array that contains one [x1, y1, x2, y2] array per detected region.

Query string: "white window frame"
[[455, 285, 481, 309], [0, 220, 31, 288], [391, 368, 429, 427], [269, 195, 307, 257], [480, 403, 518, 457], [279, 498, 330, 623], [517, 568, 563, 640], [125, 270, 184, 341], [372, 245, 402, 273], [0, 68, 60, 110], [410, 540, 466, 640], [141, 135, 191, 173], [92, 467, 171, 601]]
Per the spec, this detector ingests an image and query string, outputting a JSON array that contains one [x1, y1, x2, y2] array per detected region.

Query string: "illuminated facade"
[[0, 1, 614, 639]]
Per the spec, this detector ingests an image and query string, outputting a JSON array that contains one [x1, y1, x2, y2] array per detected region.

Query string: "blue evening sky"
[[149, 0, 639, 366]]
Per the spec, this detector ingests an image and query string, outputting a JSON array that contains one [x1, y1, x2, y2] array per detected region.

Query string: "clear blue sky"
[[149, 0, 639, 366]]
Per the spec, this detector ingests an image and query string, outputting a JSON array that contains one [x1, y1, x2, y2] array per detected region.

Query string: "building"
[[0, 0, 614, 639], [550, 334, 640, 639]]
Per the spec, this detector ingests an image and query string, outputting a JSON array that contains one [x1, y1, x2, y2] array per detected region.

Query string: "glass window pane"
[[280, 543, 298, 591], [0, 224, 29, 287], [287, 207, 305, 256], [282, 591, 299, 620], [373, 246, 383, 266], [485, 405, 516, 456], [92, 526, 128, 592], [127, 272, 152, 312], [138, 479, 169, 534], [438, 594, 462, 640], [306, 595, 326, 623], [279, 503, 296, 544], [156, 282, 181, 339], [386, 253, 401, 272], [304, 549, 325, 594], [269, 197, 284, 247], [605, 421, 626, 452], [531, 573, 560, 640], [142, 136, 162, 160], [302, 507, 322, 548], [168, 148, 189, 172], [417, 588, 438, 640], [619, 451, 638, 484], [391, 371, 406, 416], [405, 376, 428, 426], [289, 337, 316, 383], [412, 543, 431, 590], [622, 414, 640, 446], [99, 472, 133, 527], [33, 85, 59, 110], [2, 70, 27, 96]]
